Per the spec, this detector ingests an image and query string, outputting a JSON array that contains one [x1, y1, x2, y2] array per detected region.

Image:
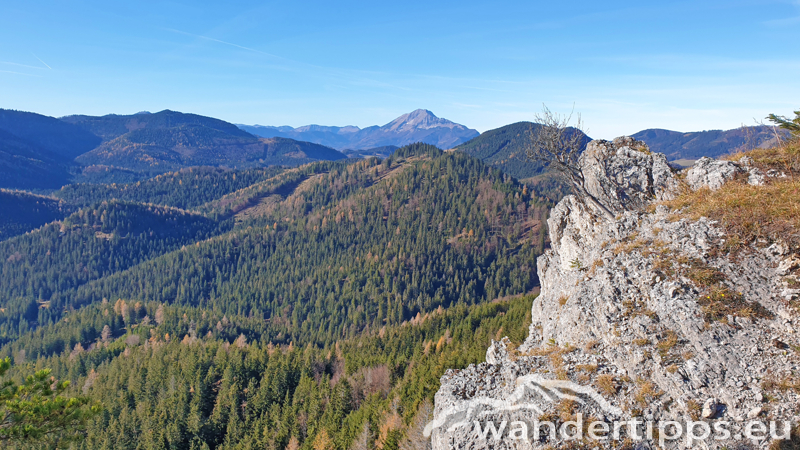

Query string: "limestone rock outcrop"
[[430, 138, 799, 450]]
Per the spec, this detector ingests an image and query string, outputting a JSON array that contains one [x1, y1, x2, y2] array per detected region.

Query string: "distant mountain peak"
[[238, 109, 478, 150], [384, 109, 464, 132]]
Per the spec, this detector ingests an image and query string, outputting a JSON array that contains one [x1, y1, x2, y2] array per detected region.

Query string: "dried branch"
[[526, 105, 614, 219]]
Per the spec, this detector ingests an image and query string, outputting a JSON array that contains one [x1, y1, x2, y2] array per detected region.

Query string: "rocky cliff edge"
[[429, 137, 799, 450]]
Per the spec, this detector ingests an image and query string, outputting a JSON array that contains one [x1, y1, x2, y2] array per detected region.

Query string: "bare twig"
[[526, 105, 614, 219]]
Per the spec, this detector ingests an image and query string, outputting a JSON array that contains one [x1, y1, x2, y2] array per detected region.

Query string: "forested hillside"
[[76, 125, 346, 175], [0, 144, 549, 449], [631, 125, 786, 160], [0, 109, 101, 159], [55, 166, 285, 210], [454, 122, 588, 200], [0, 129, 73, 190], [0, 109, 348, 189], [0, 190, 71, 240]]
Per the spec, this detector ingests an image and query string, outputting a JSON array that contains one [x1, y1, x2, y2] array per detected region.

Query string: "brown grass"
[[686, 399, 702, 421], [634, 380, 660, 407], [762, 375, 800, 394], [595, 374, 617, 397], [655, 253, 774, 323], [664, 176, 800, 251], [684, 262, 726, 288], [770, 425, 800, 450], [727, 142, 800, 175], [557, 399, 577, 422], [656, 330, 679, 355], [584, 339, 600, 353], [697, 286, 773, 323]]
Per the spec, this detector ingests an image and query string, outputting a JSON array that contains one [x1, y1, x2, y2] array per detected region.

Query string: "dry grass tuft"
[[762, 375, 800, 394], [684, 262, 726, 288], [664, 173, 800, 251], [697, 286, 773, 323], [595, 374, 617, 397], [769, 425, 800, 450], [727, 142, 800, 175], [557, 398, 578, 422], [583, 339, 600, 353], [656, 330, 679, 355], [633, 379, 661, 407], [686, 399, 702, 421]]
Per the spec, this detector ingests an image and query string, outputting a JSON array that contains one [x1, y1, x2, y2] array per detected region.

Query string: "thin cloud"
[[763, 15, 800, 26], [32, 53, 51, 69]]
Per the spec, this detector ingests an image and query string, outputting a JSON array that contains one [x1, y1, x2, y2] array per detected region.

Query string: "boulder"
[[685, 156, 741, 190]]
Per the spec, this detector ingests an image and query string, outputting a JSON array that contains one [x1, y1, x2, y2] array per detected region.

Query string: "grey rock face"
[[485, 338, 510, 365], [430, 139, 800, 450], [581, 136, 679, 213], [685, 156, 741, 190]]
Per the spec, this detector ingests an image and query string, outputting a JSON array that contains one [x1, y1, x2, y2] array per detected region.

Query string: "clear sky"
[[1, 0, 798, 138]]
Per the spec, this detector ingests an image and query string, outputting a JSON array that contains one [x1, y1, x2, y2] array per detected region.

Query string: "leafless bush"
[[526, 105, 614, 219]]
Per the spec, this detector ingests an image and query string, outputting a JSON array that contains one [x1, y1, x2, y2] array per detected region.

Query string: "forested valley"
[[0, 144, 551, 449]]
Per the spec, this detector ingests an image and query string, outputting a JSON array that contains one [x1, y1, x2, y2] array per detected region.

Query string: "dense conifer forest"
[[0, 144, 550, 449]]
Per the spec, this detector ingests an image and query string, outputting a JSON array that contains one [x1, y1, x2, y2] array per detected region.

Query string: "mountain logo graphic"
[[423, 374, 623, 437]]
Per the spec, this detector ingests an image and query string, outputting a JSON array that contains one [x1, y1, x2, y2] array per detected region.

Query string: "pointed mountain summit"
[[238, 109, 479, 150], [383, 109, 465, 132]]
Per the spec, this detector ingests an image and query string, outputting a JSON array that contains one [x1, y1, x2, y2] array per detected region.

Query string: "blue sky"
[[1, 0, 798, 138]]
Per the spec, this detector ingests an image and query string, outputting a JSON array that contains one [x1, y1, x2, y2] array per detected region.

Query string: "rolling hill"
[[0, 109, 101, 159], [454, 122, 544, 180], [631, 125, 786, 160], [0, 142, 553, 450], [0, 128, 72, 189], [0, 190, 71, 241], [0, 109, 349, 188], [75, 124, 346, 174], [61, 109, 254, 142]]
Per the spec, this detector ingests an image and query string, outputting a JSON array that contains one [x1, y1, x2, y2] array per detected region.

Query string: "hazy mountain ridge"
[[632, 125, 785, 160], [75, 124, 346, 173], [454, 122, 785, 185], [239, 109, 480, 150], [0, 109, 347, 188], [0, 128, 73, 189], [0, 106, 786, 191], [62, 109, 254, 142], [0, 109, 101, 159]]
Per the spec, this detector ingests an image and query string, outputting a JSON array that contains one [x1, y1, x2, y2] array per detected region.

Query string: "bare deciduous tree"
[[155, 304, 165, 325], [399, 400, 433, 450], [350, 422, 371, 450], [100, 325, 112, 342], [526, 104, 614, 219]]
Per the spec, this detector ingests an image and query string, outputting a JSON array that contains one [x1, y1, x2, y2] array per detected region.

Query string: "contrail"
[[0, 69, 42, 77], [32, 53, 51, 69], [1, 61, 46, 70], [164, 28, 281, 58]]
